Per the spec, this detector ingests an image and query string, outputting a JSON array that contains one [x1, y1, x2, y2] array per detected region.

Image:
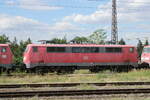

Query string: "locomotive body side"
[[0, 44, 13, 69], [23, 44, 138, 73]]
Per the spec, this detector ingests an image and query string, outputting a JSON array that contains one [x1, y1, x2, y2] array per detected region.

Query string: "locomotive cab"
[[0, 44, 13, 73], [23, 45, 32, 68], [141, 46, 150, 67], [23, 45, 45, 69]]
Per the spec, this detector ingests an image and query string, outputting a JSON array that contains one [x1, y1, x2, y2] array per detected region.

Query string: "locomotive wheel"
[[48, 68, 55, 73], [68, 69, 75, 74], [26, 68, 36, 73], [0, 68, 11, 75], [56, 69, 66, 74], [56, 70, 61, 74], [56, 69, 68, 74], [119, 66, 132, 72], [89, 67, 101, 73], [56, 67, 75, 74], [0, 68, 2, 75], [35, 67, 47, 75], [141, 63, 149, 69], [36, 70, 44, 75], [26, 69, 31, 73], [66, 67, 75, 74], [110, 66, 123, 72], [110, 66, 119, 72], [110, 66, 132, 73], [0, 67, 6, 75], [6, 69, 11, 75]]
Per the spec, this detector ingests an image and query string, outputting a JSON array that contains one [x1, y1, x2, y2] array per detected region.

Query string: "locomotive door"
[[123, 47, 130, 63], [32, 46, 44, 64], [38, 47, 45, 63]]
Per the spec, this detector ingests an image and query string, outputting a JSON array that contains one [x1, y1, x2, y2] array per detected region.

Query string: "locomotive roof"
[[27, 44, 135, 48], [0, 44, 9, 46], [144, 45, 150, 48]]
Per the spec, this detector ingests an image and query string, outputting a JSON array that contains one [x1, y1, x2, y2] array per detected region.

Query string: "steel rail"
[[1, 88, 150, 98], [1, 82, 150, 88]]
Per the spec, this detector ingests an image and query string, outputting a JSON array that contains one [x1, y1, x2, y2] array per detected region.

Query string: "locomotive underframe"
[[25, 62, 138, 74], [0, 64, 12, 74], [0, 64, 13, 69], [140, 62, 150, 68], [26, 62, 138, 69]]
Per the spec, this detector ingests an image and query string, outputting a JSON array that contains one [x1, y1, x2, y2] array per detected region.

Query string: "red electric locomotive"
[[23, 44, 138, 73], [141, 45, 150, 68], [0, 44, 13, 73]]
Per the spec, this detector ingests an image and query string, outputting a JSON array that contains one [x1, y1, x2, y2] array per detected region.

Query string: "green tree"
[[10, 37, 32, 66], [10, 37, 20, 65], [137, 40, 143, 58], [19, 38, 32, 54], [144, 40, 149, 46], [0, 34, 10, 43], [118, 38, 126, 45], [88, 29, 107, 44], [10, 37, 19, 56], [48, 38, 67, 44], [70, 36, 89, 44]]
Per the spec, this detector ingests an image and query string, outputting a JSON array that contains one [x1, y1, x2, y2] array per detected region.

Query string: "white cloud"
[[64, 11, 111, 24], [3, 0, 150, 44], [51, 21, 82, 32], [0, 14, 82, 42], [61, 0, 150, 45], [5, 0, 62, 10], [5, 0, 16, 6], [123, 32, 150, 45], [63, 0, 150, 24]]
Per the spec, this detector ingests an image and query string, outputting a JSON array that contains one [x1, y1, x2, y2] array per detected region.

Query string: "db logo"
[[2, 55, 7, 59], [83, 56, 88, 60]]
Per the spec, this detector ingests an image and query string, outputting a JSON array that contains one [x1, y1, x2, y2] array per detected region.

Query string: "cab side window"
[[1, 47, 7, 53], [33, 47, 38, 52], [129, 47, 134, 53]]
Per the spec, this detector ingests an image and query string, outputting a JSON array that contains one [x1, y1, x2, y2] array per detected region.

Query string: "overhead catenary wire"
[[1, 0, 150, 9], [0, 4, 150, 12], [1, 0, 150, 33]]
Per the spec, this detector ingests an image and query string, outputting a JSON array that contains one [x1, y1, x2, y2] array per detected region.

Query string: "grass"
[[1, 69, 150, 84], [76, 84, 96, 90], [2, 69, 150, 100], [10, 94, 150, 100]]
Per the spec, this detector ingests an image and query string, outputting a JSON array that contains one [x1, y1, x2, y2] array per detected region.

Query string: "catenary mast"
[[111, 0, 118, 44]]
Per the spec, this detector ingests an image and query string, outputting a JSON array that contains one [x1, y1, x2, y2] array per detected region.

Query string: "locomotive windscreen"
[[143, 48, 150, 53]]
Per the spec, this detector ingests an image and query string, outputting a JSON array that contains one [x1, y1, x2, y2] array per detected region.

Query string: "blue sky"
[[0, 0, 150, 45], [1, 0, 105, 22]]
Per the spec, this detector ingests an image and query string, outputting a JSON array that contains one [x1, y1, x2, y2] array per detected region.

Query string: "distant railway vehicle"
[[141, 45, 150, 68], [0, 44, 13, 73], [23, 44, 138, 74]]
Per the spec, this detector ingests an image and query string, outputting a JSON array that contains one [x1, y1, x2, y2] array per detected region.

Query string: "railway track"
[[1, 82, 150, 88], [1, 88, 150, 98]]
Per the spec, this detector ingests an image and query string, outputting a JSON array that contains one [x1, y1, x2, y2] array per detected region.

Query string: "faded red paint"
[[23, 44, 138, 67], [141, 46, 150, 64], [0, 44, 13, 65]]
